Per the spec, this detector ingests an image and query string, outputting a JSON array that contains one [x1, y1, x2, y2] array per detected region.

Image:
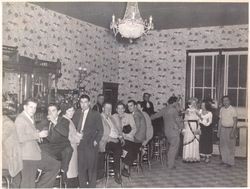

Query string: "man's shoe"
[[225, 164, 232, 168], [121, 169, 130, 177], [114, 174, 122, 184]]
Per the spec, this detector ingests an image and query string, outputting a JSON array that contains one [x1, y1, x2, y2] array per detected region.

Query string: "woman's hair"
[[202, 100, 212, 111], [59, 100, 74, 115], [187, 97, 198, 106], [115, 101, 126, 109]]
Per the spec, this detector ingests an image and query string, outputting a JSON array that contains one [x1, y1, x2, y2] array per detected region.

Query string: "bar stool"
[[104, 152, 122, 187], [131, 151, 143, 174], [2, 169, 12, 189], [140, 144, 151, 169], [35, 169, 66, 188], [152, 136, 161, 161]]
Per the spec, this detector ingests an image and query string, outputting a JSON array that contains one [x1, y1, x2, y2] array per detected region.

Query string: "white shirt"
[[106, 116, 119, 138], [220, 105, 237, 127], [80, 108, 90, 132]]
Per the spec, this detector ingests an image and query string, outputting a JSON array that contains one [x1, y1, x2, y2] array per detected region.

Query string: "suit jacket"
[[141, 111, 153, 146], [141, 100, 155, 116], [151, 105, 184, 137], [3, 116, 23, 177], [92, 103, 102, 113], [133, 109, 147, 143], [72, 109, 103, 151], [15, 111, 41, 160], [99, 113, 122, 152]]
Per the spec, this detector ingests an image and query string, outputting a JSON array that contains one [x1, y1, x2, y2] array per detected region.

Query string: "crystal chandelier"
[[110, 2, 154, 43]]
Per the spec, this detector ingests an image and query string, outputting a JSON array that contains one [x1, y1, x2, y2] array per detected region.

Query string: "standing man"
[[217, 95, 237, 167], [151, 96, 184, 169], [15, 98, 60, 188], [92, 94, 105, 113], [141, 93, 155, 116], [72, 94, 103, 187]]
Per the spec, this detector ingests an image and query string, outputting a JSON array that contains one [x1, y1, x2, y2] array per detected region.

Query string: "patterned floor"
[[96, 155, 247, 188]]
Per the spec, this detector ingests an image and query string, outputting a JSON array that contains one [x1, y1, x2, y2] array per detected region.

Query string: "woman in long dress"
[[60, 101, 82, 187], [182, 98, 200, 162], [197, 100, 213, 163]]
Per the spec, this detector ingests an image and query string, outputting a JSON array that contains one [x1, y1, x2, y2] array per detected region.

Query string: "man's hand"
[[93, 140, 97, 147], [39, 130, 48, 138], [230, 128, 237, 139]]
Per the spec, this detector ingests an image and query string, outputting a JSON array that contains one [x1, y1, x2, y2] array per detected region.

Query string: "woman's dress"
[[182, 108, 200, 162], [64, 115, 81, 178], [199, 110, 213, 156]]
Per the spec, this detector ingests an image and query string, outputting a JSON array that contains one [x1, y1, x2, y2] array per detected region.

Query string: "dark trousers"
[[21, 151, 61, 188], [122, 140, 141, 166], [41, 143, 73, 173], [106, 141, 122, 174], [78, 145, 99, 188]]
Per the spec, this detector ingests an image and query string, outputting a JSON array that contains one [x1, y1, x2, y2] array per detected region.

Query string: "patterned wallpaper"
[[2, 2, 248, 109], [2, 2, 119, 103], [117, 25, 248, 110]]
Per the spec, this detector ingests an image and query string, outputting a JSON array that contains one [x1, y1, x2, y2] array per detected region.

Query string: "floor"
[[96, 155, 247, 188], [2, 155, 247, 188]]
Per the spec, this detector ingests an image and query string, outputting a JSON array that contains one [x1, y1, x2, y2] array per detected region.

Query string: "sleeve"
[[92, 104, 98, 112], [95, 113, 104, 144], [15, 116, 40, 143], [151, 108, 164, 120], [151, 102, 155, 113], [219, 108, 222, 118], [231, 107, 238, 118], [129, 114, 137, 137], [54, 118, 70, 137], [173, 108, 184, 129]]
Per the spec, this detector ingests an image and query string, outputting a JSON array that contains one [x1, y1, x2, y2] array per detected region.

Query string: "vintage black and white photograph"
[[2, 1, 248, 188]]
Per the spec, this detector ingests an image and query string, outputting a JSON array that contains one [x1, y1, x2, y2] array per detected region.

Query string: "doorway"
[[103, 82, 119, 114]]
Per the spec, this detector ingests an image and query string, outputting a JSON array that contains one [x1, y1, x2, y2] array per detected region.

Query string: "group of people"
[[2, 91, 238, 188]]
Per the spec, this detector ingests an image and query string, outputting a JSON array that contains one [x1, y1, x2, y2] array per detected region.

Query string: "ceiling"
[[33, 2, 248, 30]]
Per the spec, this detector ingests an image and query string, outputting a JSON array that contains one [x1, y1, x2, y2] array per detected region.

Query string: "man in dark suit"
[[141, 93, 155, 116], [39, 103, 73, 182], [72, 94, 103, 188]]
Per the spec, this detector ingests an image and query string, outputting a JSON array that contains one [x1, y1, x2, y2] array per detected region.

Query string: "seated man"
[[99, 102, 124, 184], [39, 103, 73, 181], [113, 101, 139, 177]]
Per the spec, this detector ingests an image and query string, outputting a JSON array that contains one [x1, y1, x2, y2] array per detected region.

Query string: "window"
[[223, 51, 248, 108], [188, 52, 218, 100]]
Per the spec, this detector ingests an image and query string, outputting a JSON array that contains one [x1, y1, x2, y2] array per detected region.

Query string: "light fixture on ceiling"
[[110, 2, 154, 43]]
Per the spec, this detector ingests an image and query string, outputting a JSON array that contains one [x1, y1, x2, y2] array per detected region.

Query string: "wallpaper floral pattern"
[[117, 25, 248, 110], [2, 2, 119, 102], [2, 2, 248, 110]]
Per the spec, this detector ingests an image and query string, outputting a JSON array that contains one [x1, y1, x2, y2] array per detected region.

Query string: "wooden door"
[[103, 82, 119, 114]]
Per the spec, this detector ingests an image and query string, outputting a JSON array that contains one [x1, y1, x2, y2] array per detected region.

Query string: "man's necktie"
[[77, 111, 84, 133]]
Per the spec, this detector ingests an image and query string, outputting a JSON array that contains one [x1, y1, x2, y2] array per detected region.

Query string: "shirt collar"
[[83, 108, 90, 115], [24, 111, 34, 124]]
